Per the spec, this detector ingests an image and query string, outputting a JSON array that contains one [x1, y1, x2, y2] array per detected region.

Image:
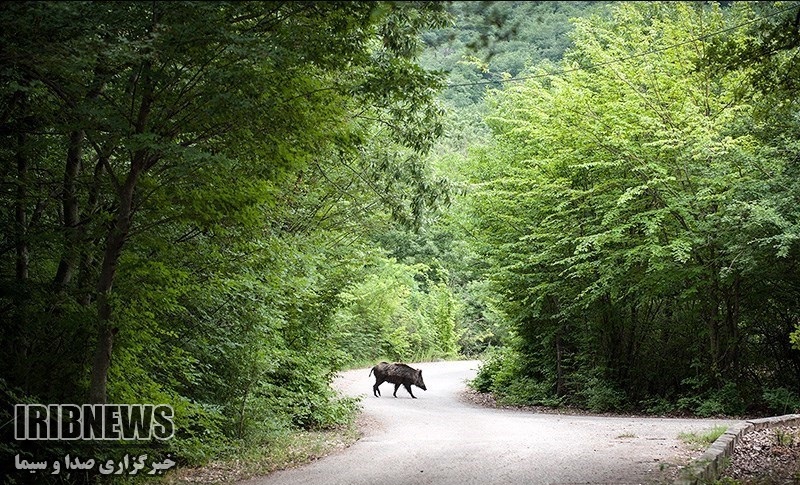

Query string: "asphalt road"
[[240, 360, 738, 485]]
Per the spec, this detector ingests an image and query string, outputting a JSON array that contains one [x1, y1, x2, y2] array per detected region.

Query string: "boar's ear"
[[417, 369, 422, 375]]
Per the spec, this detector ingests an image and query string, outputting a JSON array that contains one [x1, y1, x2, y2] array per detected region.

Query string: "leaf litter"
[[720, 426, 800, 484]]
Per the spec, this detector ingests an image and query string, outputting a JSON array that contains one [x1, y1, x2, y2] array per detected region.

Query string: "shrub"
[[470, 346, 509, 393], [471, 346, 562, 406], [574, 375, 625, 413], [763, 387, 800, 415]]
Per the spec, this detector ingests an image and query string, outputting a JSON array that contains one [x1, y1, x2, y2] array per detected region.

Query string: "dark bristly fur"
[[369, 362, 427, 398]]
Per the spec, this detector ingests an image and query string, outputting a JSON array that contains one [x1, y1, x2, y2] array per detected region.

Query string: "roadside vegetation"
[[0, 2, 457, 480], [430, 1, 800, 418], [2, 2, 800, 484], [165, 423, 361, 484], [679, 426, 728, 451]]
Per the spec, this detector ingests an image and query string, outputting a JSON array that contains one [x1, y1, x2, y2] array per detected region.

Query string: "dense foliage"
[[455, 2, 800, 415], [416, 1, 613, 357], [0, 1, 459, 479], [4, 1, 800, 483]]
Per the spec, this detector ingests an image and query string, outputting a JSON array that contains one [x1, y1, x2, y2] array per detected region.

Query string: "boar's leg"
[[403, 383, 417, 399], [373, 378, 384, 397], [393, 383, 402, 398]]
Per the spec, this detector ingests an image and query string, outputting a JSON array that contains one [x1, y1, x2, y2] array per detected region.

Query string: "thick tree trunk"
[[88, 163, 141, 404], [53, 130, 85, 290], [89, 322, 118, 404]]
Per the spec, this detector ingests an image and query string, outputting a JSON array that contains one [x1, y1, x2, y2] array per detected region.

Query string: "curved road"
[[241, 360, 738, 485]]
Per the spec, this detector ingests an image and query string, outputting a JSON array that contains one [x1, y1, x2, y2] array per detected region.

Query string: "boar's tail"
[[369, 367, 374, 377]]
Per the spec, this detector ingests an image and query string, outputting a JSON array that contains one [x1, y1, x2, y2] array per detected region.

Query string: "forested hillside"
[[426, 1, 800, 416], [2, 1, 800, 483]]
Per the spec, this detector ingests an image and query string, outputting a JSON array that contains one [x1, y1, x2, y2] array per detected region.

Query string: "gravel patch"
[[459, 388, 729, 483]]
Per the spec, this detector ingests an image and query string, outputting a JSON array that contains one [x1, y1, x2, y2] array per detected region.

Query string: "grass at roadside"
[[679, 425, 729, 450], [162, 422, 361, 484]]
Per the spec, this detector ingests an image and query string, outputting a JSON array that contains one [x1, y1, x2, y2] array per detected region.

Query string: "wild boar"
[[369, 362, 427, 398]]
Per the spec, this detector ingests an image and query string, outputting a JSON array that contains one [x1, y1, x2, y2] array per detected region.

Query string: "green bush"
[[470, 346, 562, 406], [572, 374, 626, 413], [502, 377, 561, 407], [677, 382, 747, 417], [470, 346, 507, 393], [763, 387, 800, 415], [470, 346, 525, 395], [641, 396, 677, 415]]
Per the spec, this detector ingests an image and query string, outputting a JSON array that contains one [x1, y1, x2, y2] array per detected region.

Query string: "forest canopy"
[[0, 0, 458, 472], [448, 1, 800, 415], [2, 1, 800, 482]]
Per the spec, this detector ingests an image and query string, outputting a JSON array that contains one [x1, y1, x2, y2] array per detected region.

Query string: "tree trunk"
[[76, 156, 108, 307], [88, 163, 141, 404], [11, 123, 30, 393], [725, 276, 741, 373], [707, 299, 720, 374], [53, 130, 85, 290], [15, 130, 28, 281], [555, 330, 564, 397], [89, 322, 118, 404]]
